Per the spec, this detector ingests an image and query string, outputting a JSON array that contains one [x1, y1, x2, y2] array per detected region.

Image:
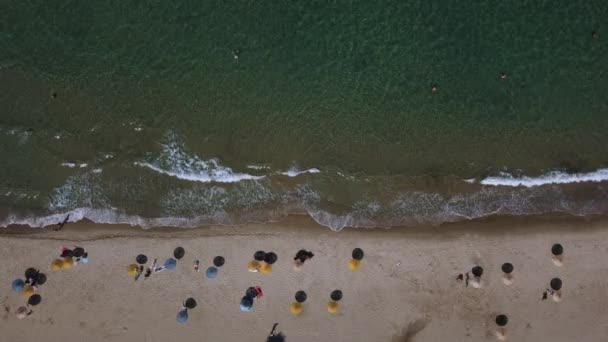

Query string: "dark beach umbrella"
[[254, 251, 266, 261], [264, 252, 278, 265], [352, 248, 364, 261], [295, 291, 307, 303], [472, 266, 484, 277], [73, 247, 85, 258], [495, 314, 508, 327], [28, 294, 42, 306], [551, 244, 563, 256], [550, 278, 562, 291], [213, 256, 225, 267], [184, 298, 197, 309], [176, 309, 188, 323], [266, 334, 285, 342], [501, 263, 514, 274], [60, 249, 74, 258], [246, 287, 258, 299], [36, 273, 47, 286], [173, 247, 185, 260], [25, 268, 39, 280], [330, 290, 343, 301], [136, 254, 148, 265]]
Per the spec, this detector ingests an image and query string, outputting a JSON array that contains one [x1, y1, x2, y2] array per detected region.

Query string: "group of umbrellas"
[[176, 297, 197, 323], [51, 247, 88, 271], [128, 247, 227, 281], [289, 289, 344, 315], [248, 250, 278, 275], [240, 286, 263, 312], [11, 268, 46, 318]]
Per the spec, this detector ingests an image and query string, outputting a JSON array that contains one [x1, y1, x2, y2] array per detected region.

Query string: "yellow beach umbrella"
[[62, 257, 74, 270], [21, 285, 34, 298], [127, 264, 139, 277], [260, 263, 272, 275], [348, 258, 361, 271], [51, 259, 64, 271], [290, 302, 303, 315], [248, 260, 261, 272], [327, 300, 339, 314]]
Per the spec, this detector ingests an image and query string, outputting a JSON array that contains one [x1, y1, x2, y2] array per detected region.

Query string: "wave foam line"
[[480, 169, 608, 187], [134, 162, 263, 183], [279, 168, 320, 177]]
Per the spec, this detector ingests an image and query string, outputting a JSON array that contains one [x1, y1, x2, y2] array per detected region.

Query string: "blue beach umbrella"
[[164, 258, 177, 270], [206, 266, 218, 279], [81, 257, 89, 264], [176, 309, 188, 323], [12, 279, 25, 293], [240, 296, 253, 312]]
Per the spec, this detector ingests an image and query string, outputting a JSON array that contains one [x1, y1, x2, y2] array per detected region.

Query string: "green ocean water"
[[1, 1, 607, 229]]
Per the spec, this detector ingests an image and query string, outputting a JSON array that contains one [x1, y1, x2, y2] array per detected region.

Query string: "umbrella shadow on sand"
[[391, 318, 430, 342]]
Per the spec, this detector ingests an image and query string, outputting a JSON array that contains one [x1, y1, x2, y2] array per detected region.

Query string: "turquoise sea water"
[[1, 1, 607, 229]]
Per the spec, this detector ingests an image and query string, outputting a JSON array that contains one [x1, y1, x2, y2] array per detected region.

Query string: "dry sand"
[[1, 215, 608, 342]]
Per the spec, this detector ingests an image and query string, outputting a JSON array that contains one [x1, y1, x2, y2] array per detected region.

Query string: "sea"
[[1, 1, 607, 230]]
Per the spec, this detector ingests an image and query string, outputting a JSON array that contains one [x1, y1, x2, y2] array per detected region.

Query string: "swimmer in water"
[[500, 72, 508, 80], [431, 84, 438, 93], [232, 49, 240, 62]]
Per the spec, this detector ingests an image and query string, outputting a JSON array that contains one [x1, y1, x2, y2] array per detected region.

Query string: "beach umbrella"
[[290, 302, 303, 315], [501, 263, 514, 274], [173, 247, 185, 260], [184, 298, 197, 309], [176, 309, 188, 323], [62, 257, 74, 270], [21, 285, 34, 298], [254, 251, 266, 261], [550, 278, 562, 291], [472, 266, 484, 277], [16, 306, 31, 320], [164, 258, 177, 270], [12, 279, 25, 293], [206, 266, 218, 279], [495, 314, 508, 326], [136, 254, 148, 265], [352, 248, 364, 260], [551, 244, 563, 256], [295, 291, 307, 303], [127, 264, 139, 277], [73, 247, 85, 258], [60, 249, 74, 258], [36, 273, 47, 286], [246, 287, 258, 299], [240, 296, 253, 312], [348, 259, 361, 271], [260, 263, 272, 275], [330, 290, 343, 301], [213, 256, 225, 267], [28, 294, 42, 306], [25, 268, 39, 280], [266, 335, 286, 342], [327, 301, 339, 314], [248, 260, 261, 272], [81, 257, 89, 264], [264, 252, 278, 265], [51, 259, 64, 271]]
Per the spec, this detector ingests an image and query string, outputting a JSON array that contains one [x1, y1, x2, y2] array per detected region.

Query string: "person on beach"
[[16, 305, 33, 319], [53, 214, 70, 231], [456, 272, 471, 287]]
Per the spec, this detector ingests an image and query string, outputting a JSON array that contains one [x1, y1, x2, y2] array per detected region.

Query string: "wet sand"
[[1, 215, 608, 342]]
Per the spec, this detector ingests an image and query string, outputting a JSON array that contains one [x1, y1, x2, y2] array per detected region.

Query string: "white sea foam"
[[480, 169, 608, 187], [61, 162, 77, 168], [279, 167, 320, 177], [134, 134, 263, 183], [246, 165, 271, 170]]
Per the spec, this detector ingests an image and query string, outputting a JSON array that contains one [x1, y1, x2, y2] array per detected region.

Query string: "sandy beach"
[[1, 215, 608, 342]]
